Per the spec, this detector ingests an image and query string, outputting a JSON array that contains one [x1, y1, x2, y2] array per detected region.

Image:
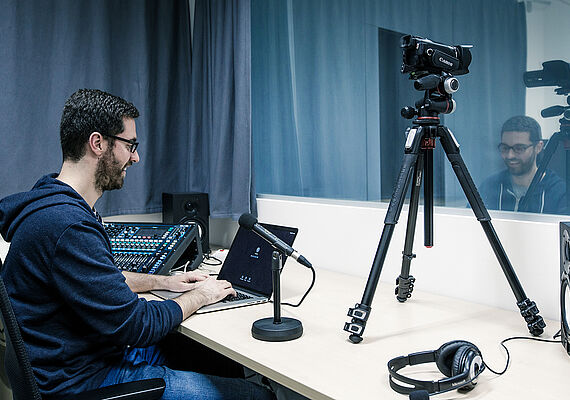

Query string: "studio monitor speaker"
[[163, 192, 210, 255], [559, 222, 570, 355]]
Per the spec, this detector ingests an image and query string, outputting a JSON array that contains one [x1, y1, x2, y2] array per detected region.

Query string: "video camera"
[[524, 60, 570, 95], [399, 35, 472, 118], [401, 35, 472, 77]]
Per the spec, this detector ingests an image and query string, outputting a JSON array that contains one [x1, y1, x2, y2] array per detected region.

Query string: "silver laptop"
[[152, 223, 298, 314]]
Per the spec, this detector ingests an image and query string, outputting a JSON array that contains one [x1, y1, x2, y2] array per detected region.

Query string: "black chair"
[[0, 257, 166, 400]]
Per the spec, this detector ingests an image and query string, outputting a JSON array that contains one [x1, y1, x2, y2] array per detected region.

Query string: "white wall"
[[1, 196, 563, 322], [256, 195, 564, 321]]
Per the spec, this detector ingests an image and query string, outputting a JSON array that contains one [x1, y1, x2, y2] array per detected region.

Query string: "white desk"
[[175, 263, 568, 399]]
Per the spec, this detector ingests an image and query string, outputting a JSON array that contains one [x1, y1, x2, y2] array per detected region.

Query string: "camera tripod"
[[343, 94, 546, 344], [519, 97, 570, 213]]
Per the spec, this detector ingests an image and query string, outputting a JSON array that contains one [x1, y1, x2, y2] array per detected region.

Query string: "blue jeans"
[[100, 345, 276, 400]]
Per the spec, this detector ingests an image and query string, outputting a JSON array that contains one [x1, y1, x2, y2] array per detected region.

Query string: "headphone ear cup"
[[435, 340, 472, 377], [451, 344, 480, 392]]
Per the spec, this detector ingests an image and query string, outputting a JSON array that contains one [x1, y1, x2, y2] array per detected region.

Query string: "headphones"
[[387, 340, 485, 396]]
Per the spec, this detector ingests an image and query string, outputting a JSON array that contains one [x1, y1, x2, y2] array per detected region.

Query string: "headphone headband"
[[387, 342, 485, 395]]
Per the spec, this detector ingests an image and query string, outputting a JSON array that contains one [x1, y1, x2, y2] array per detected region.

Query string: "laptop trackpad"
[[150, 289, 183, 299]]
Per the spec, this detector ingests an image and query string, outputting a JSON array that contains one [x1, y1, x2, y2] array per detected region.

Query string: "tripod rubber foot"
[[517, 298, 546, 336], [395, 275, 415, 302], [349, 334, 363, 344], [528, 320, 545, 337]]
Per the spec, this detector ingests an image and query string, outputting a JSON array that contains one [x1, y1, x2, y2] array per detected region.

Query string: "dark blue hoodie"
[[0, 174, 182, 398], [478, 168, 566, 214]]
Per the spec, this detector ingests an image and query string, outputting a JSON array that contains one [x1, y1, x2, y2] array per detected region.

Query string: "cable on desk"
[[277, 265, 316, 308], [484, 332, 561, 376], [170, 253, 223, 276], [168, 260, 194, 274], [201, 254, 223, 266]]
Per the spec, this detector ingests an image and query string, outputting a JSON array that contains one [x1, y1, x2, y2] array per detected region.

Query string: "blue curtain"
[[251, 0, 527, 206], [252, 0, 368, 199], [189, 0, 256, 219], [0, 0, 255, 220], [0, 0, 192, 216]]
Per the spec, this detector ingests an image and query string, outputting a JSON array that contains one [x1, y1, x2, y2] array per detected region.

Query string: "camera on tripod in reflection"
[[524, 60, 570, 94], [524, 60, 570, 120]]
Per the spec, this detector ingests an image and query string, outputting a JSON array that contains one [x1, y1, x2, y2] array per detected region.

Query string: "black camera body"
[[524, 60, 570, 95], [401, 35, 472, 77]]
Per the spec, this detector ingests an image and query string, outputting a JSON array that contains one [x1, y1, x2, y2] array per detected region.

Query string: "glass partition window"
[[251, 0, 570, 217]]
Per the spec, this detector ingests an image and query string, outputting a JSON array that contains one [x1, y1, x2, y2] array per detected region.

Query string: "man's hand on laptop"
[[194, 278, 236, 304], [163, 270, 209, 292], [173, 277, 236, 319]]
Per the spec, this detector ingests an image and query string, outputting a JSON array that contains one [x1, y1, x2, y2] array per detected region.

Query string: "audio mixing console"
[[104, 222, 203, 275]]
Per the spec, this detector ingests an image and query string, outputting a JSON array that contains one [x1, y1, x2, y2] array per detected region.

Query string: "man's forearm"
[[122, 271, 168, 293], [173, 291, 209, 320], [171, 278, 236, 320], [122, 273, 235, 320], [122, 271, 208, 319]]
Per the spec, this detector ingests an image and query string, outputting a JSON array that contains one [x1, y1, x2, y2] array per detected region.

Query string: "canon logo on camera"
[[439, 57, 453, 67]]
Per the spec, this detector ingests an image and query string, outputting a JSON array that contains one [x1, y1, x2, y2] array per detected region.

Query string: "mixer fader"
[[103, 222, 203, 275]]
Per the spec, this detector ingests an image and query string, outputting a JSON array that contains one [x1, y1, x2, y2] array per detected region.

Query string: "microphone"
[[238, 213, 312, 268], [541, 105, 566, 118]]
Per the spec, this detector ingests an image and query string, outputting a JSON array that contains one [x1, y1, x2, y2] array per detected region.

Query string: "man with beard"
[[0, 89, 275, 400], [479, 115, 566, 214]]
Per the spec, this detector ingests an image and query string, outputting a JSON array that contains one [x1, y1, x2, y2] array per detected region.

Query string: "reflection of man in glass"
[[479, 115, 566, 213]]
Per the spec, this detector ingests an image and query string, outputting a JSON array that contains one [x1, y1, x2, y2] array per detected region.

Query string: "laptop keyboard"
[[223, 292, 253, 303]]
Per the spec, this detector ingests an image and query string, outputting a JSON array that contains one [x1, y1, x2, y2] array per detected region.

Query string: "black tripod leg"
[[344, 127, 424, 343], [519, 131, 561, 212], [438, 127, 545, 336], [424, 148, 434, 247], [395, 151, 424, 302]]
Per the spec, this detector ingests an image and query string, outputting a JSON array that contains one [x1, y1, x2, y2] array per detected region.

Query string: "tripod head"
[[401, 72, 459, 120]]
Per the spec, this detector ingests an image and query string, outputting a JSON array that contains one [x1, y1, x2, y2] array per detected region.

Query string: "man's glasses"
[[101, 133, 139, 153], [497, 143, 535, 155]]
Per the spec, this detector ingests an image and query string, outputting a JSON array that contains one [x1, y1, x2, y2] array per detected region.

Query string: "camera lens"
[[443, 77, 459, 93]]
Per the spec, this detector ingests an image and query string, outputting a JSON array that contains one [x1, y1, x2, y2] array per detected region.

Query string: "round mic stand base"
[[252, 251, 304, 342], [252, 317, 303, 342]]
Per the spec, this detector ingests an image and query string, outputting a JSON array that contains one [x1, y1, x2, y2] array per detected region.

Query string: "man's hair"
[[501, 115, 542, 142], [60, 89, 140, 161]]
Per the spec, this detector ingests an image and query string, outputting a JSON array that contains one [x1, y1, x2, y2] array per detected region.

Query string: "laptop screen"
[[218, 223, 299, 296]]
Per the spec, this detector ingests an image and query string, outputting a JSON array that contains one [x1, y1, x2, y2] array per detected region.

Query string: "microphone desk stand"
[[252, 251, 303, 342]]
